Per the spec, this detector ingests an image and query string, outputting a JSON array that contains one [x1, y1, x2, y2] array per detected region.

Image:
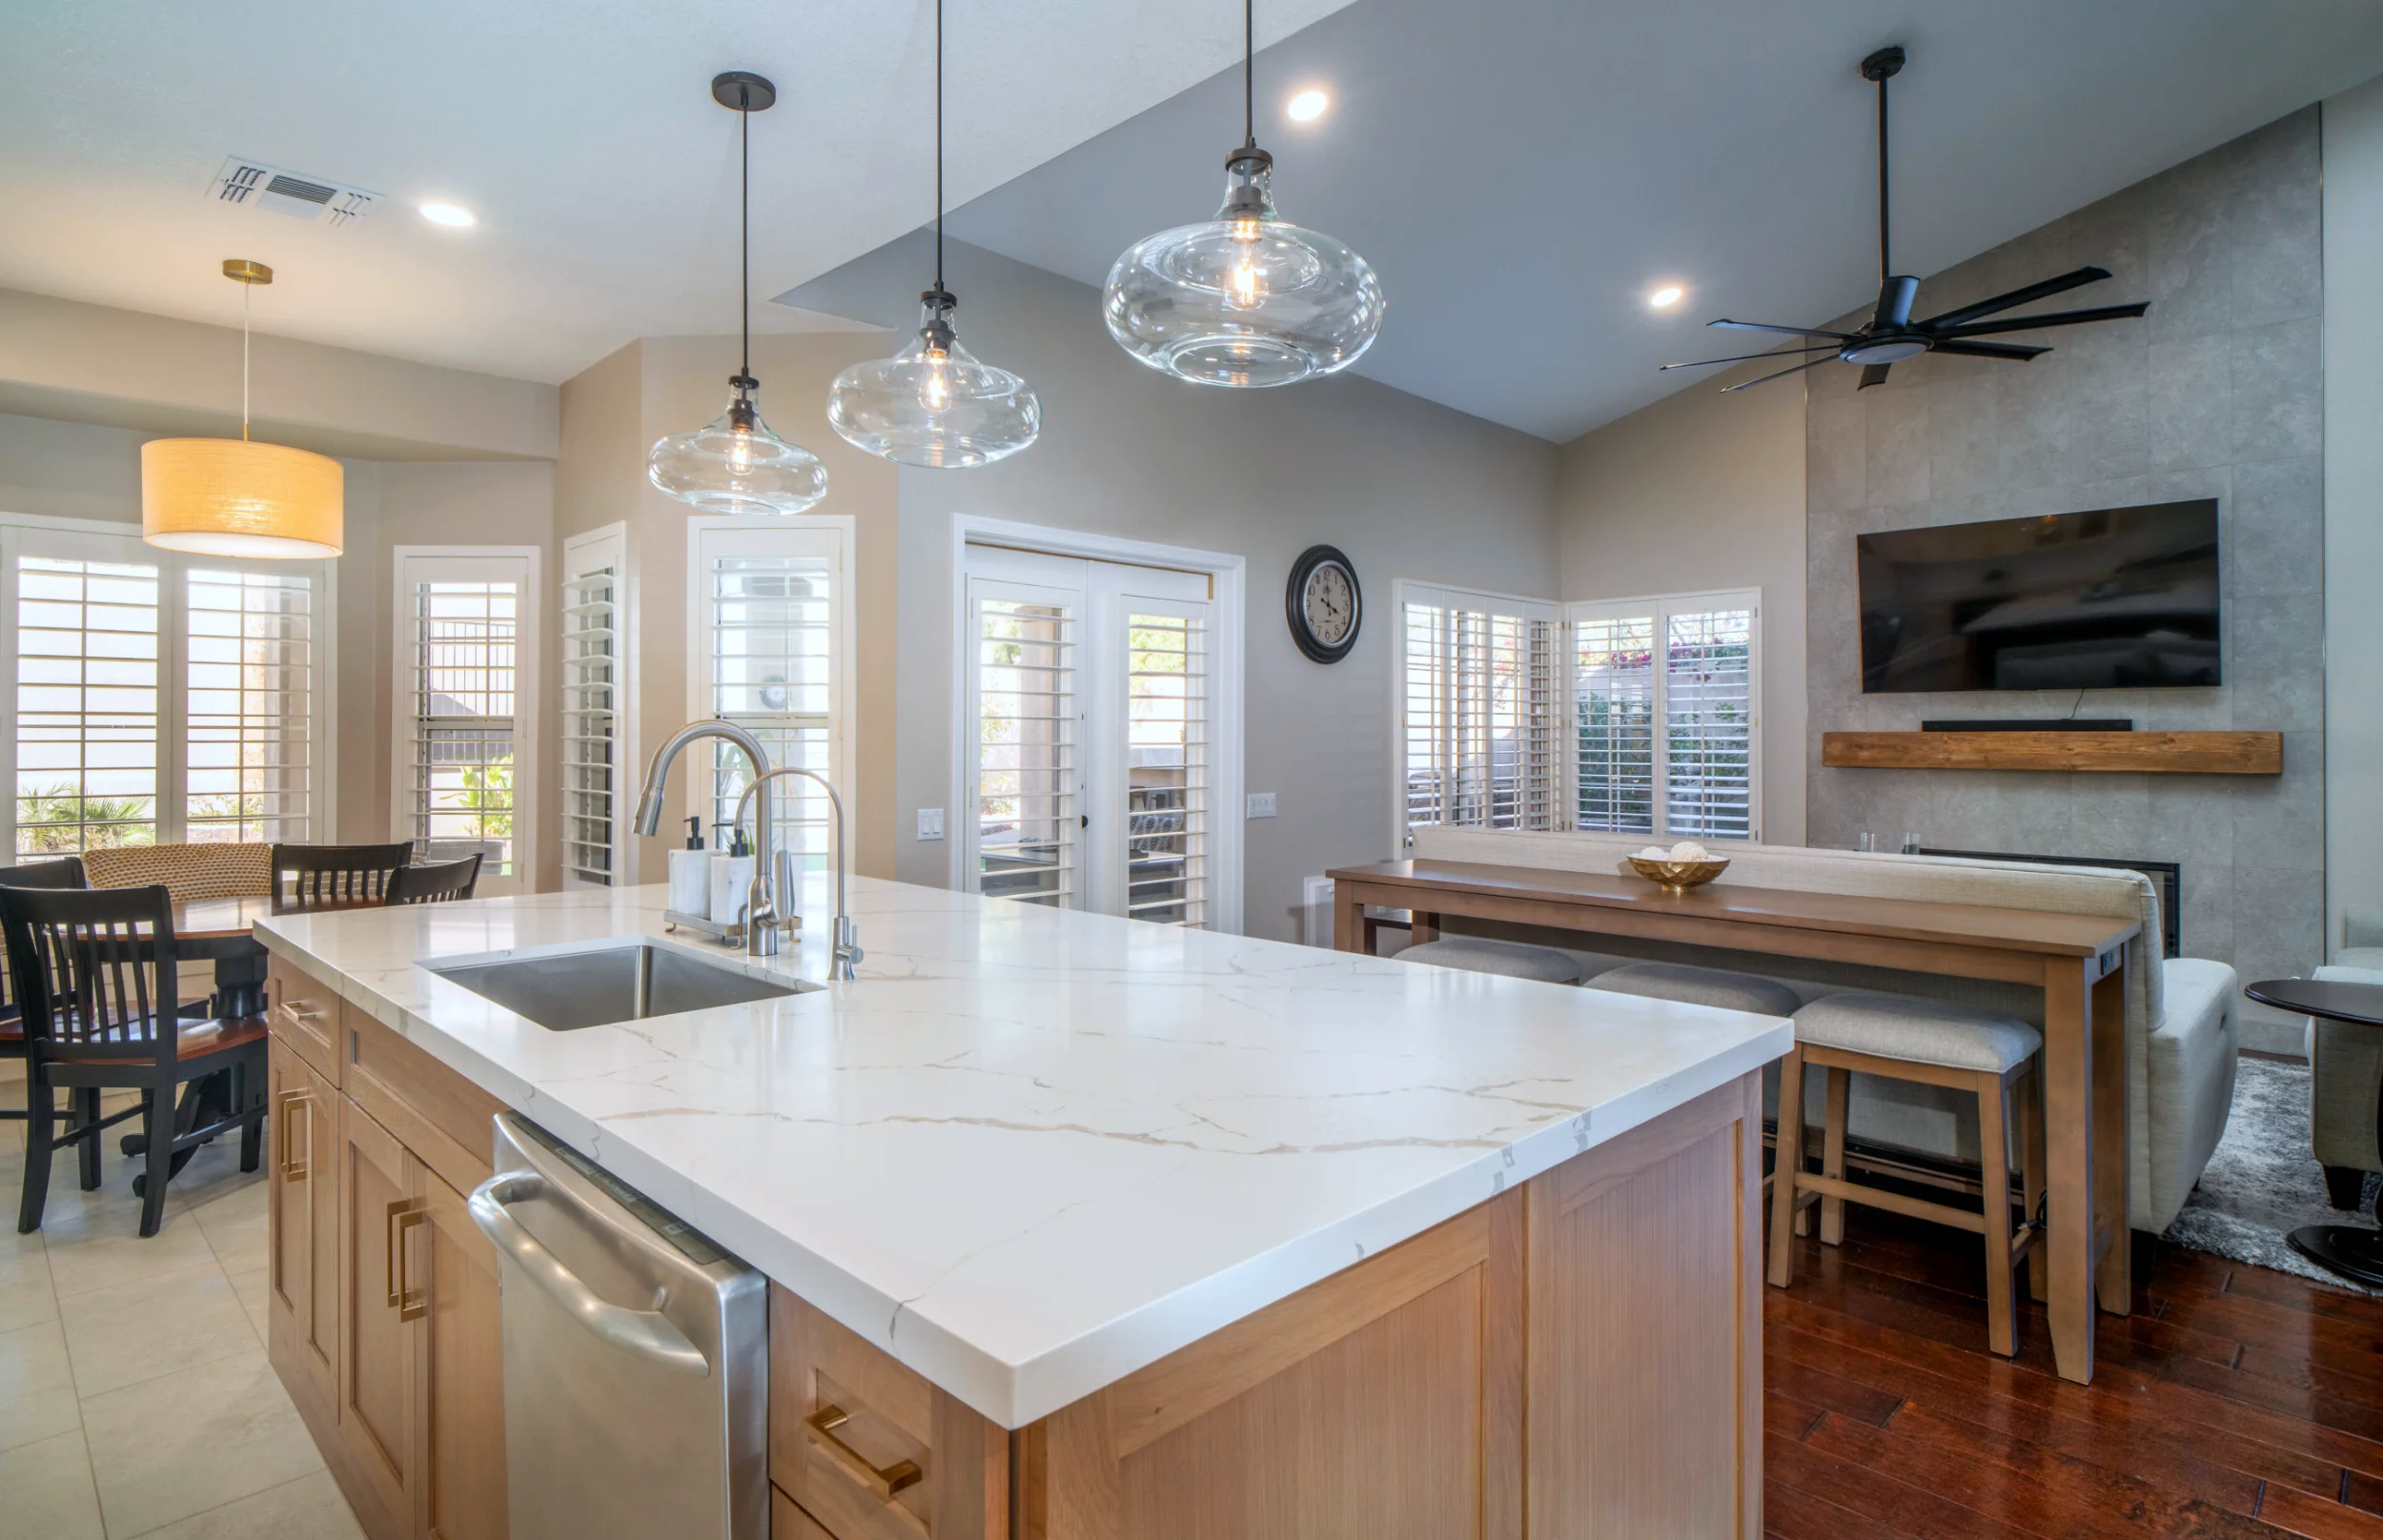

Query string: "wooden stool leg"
[[1820, 1066, 1851, 1246], [1768, 1046, 1806, 1288], [2019, 1061, 2047, 1304], [1977, 1068, 2020, 1358]]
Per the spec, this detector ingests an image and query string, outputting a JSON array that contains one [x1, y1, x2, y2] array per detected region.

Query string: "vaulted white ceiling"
[[0, 0, 1357, 384]]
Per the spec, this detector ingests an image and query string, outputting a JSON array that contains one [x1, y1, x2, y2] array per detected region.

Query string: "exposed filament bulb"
[[918, 349, 952, 413]]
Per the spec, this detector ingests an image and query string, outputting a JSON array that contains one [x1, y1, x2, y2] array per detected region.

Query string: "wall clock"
[[1286, 544, 1361, 664]]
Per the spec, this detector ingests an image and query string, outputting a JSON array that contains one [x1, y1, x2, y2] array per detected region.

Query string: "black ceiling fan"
[[1664, 45, 2149, 394]]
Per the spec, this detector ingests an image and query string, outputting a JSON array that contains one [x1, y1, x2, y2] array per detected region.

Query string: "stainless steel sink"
[[430, 943, 817, 1032]]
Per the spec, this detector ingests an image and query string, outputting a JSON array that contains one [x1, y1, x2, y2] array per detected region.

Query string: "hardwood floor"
[[1764, 1197, 2383, 1539]]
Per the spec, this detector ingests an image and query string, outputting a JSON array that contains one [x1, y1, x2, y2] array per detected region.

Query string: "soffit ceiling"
[[942, 0, 2383, 441], [0, 0, 1358, 386]]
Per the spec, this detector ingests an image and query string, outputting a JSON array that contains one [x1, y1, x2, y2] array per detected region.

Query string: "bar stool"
[[1768, 990, 2047, 1357], [1395, 937, 1581, 983]]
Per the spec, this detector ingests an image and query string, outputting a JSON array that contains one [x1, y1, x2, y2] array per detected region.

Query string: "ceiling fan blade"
[[1858, 363, 1892, 390], [1936, 302, 2149, 339], [1932, 338, 2050, 361], [1708, 319, 1853, 340], [1659, 344, 1838, 372], [1916, 266, 2111, 331], [1719, 355, 1835, 394]]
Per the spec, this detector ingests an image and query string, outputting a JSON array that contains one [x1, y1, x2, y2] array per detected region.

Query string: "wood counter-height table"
[[1327, 858, 2140, 1386]]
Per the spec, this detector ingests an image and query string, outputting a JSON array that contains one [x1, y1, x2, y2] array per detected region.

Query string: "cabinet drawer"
[[769, 1287, 1005, 1540], [266, 954, 342, 1084], [342, 1007, 507, 1197]]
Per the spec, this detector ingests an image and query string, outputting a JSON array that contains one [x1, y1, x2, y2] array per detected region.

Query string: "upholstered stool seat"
[[1791, 991, 2041, 1072], [1584, 962, 1801, 1017], [1396, 937, 1580, 984], [1770, 990, 2047, 1358]]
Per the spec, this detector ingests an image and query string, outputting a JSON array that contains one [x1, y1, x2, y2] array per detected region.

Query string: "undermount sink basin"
[[430, 943, 817, 1032]]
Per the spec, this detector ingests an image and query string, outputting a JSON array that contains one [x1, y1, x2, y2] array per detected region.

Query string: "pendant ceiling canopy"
[[141, 260, 343, 559], [827, 0, 1040, 468], [648, 71, 829, 517], [1101, 0, 1384, 388]]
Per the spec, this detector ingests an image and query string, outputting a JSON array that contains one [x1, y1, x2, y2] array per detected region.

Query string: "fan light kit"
[[1102, 0, 1384, 387], [140, 259, 343, 559], [827, 0, 1040, 468], [1663, 45, 2149, 393], [647, 71, 829, 516]]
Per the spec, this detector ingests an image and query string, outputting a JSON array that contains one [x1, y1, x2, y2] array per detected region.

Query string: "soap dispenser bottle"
[[668, 818, 709, 918], [709, 823, 756, 932]]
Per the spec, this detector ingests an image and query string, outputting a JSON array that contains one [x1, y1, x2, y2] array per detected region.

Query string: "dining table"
[[1327, 857, 2141, 1386], [2245, 976, 2383, 1288]]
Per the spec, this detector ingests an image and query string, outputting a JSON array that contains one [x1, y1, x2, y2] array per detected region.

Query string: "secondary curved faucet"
[[734, 766, 862, 981], [633, 719, 783, 957]]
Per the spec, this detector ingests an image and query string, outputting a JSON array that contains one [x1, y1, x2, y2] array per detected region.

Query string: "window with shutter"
[[1395, 583, 1560, 847], [560, 526, 627, 888], [13, 554, 162, 856], [393, 548, 540, 891], [1124, 607, 1208, 926], [1568, 590, 1760, 843], [185, 567, 312, 843], [970, 583, 1077, 907]]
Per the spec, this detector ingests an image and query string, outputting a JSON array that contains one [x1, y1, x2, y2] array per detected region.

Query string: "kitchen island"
[[254, 877, 1790, 1539]]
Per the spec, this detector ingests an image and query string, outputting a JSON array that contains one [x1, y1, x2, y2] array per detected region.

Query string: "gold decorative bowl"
[[1626, 856, 1730, 896]]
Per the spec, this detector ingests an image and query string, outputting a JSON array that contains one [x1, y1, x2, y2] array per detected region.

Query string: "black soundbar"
[[1920, 719, 2133, 733]]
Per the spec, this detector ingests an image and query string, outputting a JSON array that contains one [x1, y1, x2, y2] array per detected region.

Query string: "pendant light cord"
[[1876, 67, 1891, 282], [935, 0, 944, 293], [740, 95, 751, 383], [1243, 0, 1254, 150], [241, 279, 251, 442]]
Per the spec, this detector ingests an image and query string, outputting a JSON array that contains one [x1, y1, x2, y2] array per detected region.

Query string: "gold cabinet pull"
[[275, 1089, 310, 1179], [386, 1201, 429, 1321], [805, 1405, 923, 1500]]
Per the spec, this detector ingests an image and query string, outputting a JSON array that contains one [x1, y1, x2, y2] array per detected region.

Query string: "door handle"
[[275, 1089, 310, 1179], [386, 1201, 428, 1321], [805, 1405, 924, 1500], [466, 1171, 709, 1376]]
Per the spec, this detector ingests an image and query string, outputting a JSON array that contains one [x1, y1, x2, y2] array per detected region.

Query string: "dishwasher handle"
[[468, 1171, 712, 1378]]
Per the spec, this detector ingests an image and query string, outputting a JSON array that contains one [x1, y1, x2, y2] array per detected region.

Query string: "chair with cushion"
[[1395, 936, 1582, 984], [1584, 962, 1802, 1018], [271, 841, 413, 909], [82, 841, 273, 904], [1, 882, 269, 1237], [1769, 990, 2047, 1357], [385, 852, 483, 905], [0, 860, 89, 1126]]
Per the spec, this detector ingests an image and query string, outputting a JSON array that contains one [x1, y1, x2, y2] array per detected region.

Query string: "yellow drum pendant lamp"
[[141, 260, 343, 558]]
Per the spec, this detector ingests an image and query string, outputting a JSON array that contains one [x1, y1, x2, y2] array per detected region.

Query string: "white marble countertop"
[[257, 877, 1790, 1428]]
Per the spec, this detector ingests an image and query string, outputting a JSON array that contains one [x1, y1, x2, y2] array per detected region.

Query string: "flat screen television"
[[1856, 500, 2221, 693]]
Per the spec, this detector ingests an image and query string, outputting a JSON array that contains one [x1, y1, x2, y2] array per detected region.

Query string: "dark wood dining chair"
[[0, 882, 269, 1237], [0, 859, 89, 1127], [270, 841, 413, 909], [384, 852, 482, 905]]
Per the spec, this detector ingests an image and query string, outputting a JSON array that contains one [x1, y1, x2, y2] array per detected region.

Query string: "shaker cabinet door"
[[266, 1035, 338, 1417], [337, 1096, 424, 1540], [417, 1169, 507, 1540]]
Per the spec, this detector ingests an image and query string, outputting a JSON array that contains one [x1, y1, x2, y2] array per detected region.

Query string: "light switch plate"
[[916, 807, 946, 841], [1246, 792, 1278, 819]]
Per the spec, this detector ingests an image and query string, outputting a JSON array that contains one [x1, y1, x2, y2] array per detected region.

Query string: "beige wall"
[[556, 333, 901, 887], [1554, 360, 1809, 845], [877, 243, 1562, 941]]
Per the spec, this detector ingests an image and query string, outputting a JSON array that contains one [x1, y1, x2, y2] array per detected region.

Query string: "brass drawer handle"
[[386, 1201, 429, 1322], [276, 1001, 330, 1030], [275, 1089, 311, 1179], [805, 1405, 923, 1500]]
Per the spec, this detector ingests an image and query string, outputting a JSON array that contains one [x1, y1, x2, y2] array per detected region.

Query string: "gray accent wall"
[[1803, 108, 2323, 1051]]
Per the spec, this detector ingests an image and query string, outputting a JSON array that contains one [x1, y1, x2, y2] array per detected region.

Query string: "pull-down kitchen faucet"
[[633, 719, 786, 957], [733, 767, 862, 981]]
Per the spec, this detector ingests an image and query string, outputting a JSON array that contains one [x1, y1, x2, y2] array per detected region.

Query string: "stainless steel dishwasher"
[[470, 1113, 766, 1540]]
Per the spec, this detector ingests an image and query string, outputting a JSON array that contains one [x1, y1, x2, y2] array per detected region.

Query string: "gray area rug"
[[2161, 1055, 2382, 1293]]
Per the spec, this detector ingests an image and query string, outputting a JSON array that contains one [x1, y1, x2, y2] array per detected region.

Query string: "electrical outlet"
[[916, 807, 946, 841], [1246, 792, 1278, 819]]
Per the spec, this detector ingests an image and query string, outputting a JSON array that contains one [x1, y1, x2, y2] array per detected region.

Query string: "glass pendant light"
[[1101, 0, 1384, 387], [648, 71, 828, 516], [826, 0, 1039, 467], [142, 260, 344, 558]]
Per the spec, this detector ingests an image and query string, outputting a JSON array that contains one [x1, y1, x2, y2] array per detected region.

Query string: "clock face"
[[1303, 563, 1354, 646]]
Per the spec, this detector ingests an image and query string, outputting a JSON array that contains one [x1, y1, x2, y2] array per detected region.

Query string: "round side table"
[[2246, 977, 2383, 1287]]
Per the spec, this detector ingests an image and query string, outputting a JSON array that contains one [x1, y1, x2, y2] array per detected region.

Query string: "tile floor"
[[0, 1063, 365, 1538]]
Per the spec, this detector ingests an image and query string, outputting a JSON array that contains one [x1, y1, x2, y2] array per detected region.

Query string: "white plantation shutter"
[[12, 553, 162, 855], [1569, 590, 1760, 843], [184, 568, 312, 843], [560, 527, 626, 887], [1396, 585, 1559, 845], [1123, 606, 1209, 926], [968, 580, 1078, 907], [393, 548, 540, 892]]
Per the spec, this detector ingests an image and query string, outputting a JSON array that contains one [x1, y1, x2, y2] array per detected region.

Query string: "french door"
[[963, 545, 1215, 927]]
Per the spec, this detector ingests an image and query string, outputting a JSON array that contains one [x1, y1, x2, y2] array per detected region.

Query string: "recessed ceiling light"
[[1286, 90, 1329, 122], [418, 201, 476, 229], [1648, 284, 1684, 309]]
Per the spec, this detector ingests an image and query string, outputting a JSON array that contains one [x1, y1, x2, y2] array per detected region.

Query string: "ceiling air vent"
[[209, 156, 379, 227]]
